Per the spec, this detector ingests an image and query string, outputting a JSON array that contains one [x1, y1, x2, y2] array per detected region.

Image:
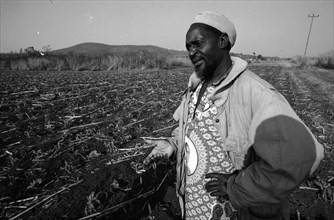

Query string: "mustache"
[[190, 53, 205, 63], [191, 56, 204, 63]]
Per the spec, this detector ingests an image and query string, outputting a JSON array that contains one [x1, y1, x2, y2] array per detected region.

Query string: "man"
[[143, 11, 324, 220]]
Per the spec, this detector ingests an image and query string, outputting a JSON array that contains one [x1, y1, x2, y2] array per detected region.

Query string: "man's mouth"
[[193, 59, 204, 68]]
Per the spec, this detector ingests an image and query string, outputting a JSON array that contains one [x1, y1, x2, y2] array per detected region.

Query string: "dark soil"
[[0, 63, 333, 220]]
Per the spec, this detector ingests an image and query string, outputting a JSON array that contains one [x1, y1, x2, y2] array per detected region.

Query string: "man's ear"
[[218, 33, 229, 50]]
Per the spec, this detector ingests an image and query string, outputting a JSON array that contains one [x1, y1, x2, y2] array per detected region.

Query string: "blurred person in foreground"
[[143, 11, 324, 220]]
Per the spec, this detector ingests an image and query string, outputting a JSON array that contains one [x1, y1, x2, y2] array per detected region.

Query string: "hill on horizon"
[[50, 42, 267, 61], [51, 42, 188, 58]]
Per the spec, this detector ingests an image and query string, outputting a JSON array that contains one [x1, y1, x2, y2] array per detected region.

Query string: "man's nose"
[[188, 47, 197, 58]]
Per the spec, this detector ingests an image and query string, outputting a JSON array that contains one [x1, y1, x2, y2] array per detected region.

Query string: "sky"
[[0, 0, 333, 58]]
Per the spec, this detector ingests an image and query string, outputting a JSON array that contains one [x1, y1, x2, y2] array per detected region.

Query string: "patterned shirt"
[[184, 82, 236, 220]]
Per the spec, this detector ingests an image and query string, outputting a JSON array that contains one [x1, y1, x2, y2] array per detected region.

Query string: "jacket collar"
[[187, 56, 248, 92]]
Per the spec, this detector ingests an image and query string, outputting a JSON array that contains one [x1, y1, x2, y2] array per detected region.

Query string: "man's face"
[[186, 25, 222, 80]]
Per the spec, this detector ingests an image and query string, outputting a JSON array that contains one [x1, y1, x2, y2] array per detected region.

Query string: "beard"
[[194, 61, 215, 81]]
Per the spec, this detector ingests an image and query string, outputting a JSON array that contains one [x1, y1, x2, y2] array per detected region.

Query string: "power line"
[[304, 13, 319, 56]]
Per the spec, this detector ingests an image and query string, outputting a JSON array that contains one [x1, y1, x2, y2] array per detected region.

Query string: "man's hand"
[[143, 138, 174, 165], [205, 173, 231, 201]]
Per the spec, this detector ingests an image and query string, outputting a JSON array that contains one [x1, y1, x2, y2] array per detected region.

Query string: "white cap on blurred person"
[[192, 11, 237, 48]]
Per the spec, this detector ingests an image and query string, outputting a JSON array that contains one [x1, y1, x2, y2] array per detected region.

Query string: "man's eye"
[[186, 41, 204, 51], [194, 41, 202, 46], [195, 40, 205, 48]]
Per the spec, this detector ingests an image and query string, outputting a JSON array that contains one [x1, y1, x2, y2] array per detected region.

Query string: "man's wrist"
[[166, 137, 177, 160]]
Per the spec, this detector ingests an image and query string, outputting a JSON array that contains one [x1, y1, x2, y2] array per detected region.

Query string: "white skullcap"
[[192, 11, 237, 48]]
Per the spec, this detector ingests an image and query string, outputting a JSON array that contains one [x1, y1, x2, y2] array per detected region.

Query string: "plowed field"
[[0, 63, 333, 219]]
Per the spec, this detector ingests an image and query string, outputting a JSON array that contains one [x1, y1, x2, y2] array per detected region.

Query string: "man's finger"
[[205, 173, 222, 179], [143, 152, 157, 164], [209, 191, 224, 197], [143, 155, 153, 165], [206, 173, 230, 182], [143, 152, 167, 165], [206, 186, 217, 193], [205, 180, 220, 189], [205, 181, 220, 192]]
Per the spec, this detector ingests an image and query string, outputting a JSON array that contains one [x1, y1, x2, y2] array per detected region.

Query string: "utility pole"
[[304, 13, 319, 56]]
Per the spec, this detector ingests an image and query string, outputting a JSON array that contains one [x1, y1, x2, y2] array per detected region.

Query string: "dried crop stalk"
[[152, 124, 178, 133], [9, 180, 83, 220], [77, 173, 169, 220]]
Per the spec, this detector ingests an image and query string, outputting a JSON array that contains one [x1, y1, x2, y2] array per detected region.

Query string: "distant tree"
[[257, 54, 265, 60], [41, 45, 53, 52], [24, 46, 37, 54], [253, 52, 256, 60]]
